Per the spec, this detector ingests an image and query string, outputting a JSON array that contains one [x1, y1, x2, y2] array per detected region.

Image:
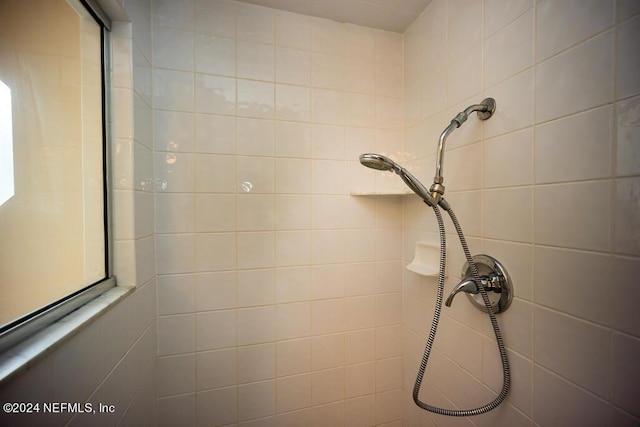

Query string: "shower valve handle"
[[445, 274, 502, 307], [445, 278, 478, 307], [444, 254, 513, 313]]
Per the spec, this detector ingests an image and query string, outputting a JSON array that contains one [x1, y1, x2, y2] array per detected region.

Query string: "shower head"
[[359, 153, 397, 172], [359, 153, 434, 206]]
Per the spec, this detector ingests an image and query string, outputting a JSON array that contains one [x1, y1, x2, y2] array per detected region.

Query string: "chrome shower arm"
[[430, 98, 496, 203], [433, 121, 458, 185], [433, 103, 488, 183], [463, 102, 494, 118]]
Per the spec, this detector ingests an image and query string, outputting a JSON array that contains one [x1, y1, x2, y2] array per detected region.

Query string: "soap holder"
[[406, 241, 446, 277]]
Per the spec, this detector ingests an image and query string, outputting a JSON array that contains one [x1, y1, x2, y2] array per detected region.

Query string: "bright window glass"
[[0, 80, 13, 207], [0, 0, 107, 328]]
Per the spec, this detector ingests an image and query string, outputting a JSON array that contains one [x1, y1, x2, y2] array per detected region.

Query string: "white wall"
[[150, 0, 408, 425], [402, 1, 640, 426]]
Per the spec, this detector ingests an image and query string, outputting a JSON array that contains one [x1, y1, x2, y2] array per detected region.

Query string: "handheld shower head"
[[359, 153, 397, 172], [359, 153, 434, 205]]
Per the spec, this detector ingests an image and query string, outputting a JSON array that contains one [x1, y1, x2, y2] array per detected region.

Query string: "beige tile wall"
[[402, 0, 640, 426], [152, 0, 406, 425]]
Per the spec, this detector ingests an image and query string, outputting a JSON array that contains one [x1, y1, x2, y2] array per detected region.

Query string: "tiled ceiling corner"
[[235, 0, 432, 32]]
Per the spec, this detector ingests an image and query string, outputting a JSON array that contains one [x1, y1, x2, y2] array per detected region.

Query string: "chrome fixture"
[[358, 97, 512, 418], [430, 97, 496, 204], [445, 254, 513, 314], [359, 153, 434, 205]]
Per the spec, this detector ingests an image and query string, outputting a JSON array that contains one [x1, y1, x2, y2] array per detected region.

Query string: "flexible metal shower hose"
[[412, 202, 511, 417]]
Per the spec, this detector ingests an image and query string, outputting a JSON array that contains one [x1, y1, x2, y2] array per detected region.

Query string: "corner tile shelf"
[[350, 190, 414, 196]]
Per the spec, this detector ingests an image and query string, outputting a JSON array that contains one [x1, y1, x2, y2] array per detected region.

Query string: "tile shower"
[[151, 3, 407, 425], [0, 0, 638, 426]]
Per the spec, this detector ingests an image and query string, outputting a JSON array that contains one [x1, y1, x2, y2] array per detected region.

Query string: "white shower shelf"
[[350, 190, 414, 196]]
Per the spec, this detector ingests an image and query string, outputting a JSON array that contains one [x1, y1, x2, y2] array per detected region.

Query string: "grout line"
[[530, 0, 539, 421]]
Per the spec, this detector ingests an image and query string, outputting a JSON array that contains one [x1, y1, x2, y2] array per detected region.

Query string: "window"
[[0, 0, 113, 348], [0, 79, 13, 207]]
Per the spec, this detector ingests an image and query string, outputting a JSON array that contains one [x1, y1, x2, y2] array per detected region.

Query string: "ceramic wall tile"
[[536, 0, 614, 62], [536, 31, 613, 123]]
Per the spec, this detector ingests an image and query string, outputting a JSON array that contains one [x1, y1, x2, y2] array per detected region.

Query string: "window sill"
[[0, 285, 133, 384]]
